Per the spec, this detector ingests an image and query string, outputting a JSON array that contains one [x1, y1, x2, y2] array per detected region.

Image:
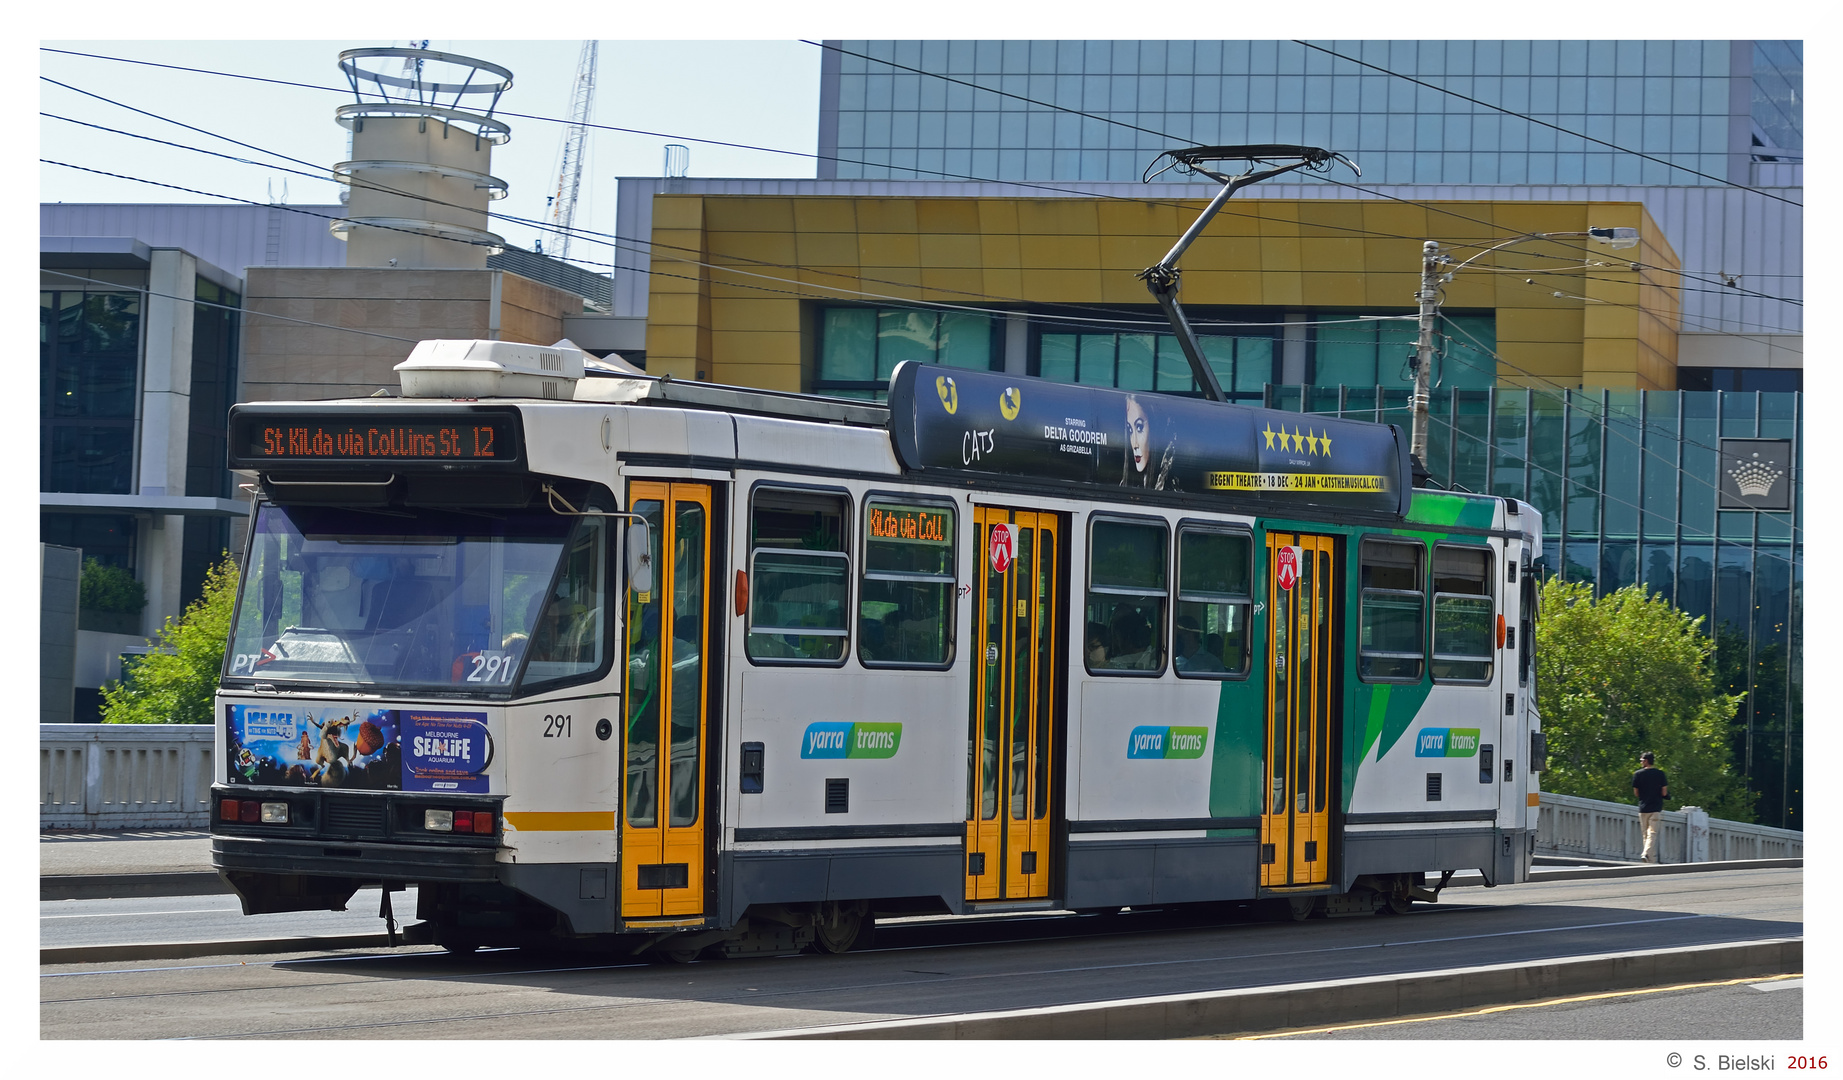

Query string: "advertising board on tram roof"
[[885, 363, 1411, 516]]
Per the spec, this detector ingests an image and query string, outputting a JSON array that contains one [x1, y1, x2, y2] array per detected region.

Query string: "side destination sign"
[[886, 362, 1409, 515]]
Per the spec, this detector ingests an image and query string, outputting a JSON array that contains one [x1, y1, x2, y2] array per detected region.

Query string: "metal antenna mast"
[[549, 40, 599, 262], [1138, 145, 1358, 401]]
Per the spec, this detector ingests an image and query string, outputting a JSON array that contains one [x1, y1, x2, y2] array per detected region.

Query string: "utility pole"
[[1411, 240, 1443, 465]]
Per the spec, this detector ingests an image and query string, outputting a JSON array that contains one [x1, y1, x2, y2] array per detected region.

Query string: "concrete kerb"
[[728, 939, 1803, 1040], [42, 872, 231, 901]]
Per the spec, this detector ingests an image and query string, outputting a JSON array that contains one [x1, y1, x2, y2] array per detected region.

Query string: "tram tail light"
[[239, 800, 261, 823], [472, 811, 494, 834], [220, 799, 240, 822], [453, 811, 473, 833]]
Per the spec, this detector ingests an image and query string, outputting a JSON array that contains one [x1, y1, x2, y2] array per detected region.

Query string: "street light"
[[1409, 226, 1643, 470]]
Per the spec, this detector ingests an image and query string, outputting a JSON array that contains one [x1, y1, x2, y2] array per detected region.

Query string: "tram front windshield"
[[226, 503, 608, 694]]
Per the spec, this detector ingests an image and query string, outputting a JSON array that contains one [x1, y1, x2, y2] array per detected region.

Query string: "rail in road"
[[40, 865, 1801, 1040]]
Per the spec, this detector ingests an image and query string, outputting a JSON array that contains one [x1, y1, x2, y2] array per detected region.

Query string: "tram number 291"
[[543, 714, 572, 738]]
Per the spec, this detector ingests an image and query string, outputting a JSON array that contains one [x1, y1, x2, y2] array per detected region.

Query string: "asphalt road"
[[40, 888, 417, 948], [1241, 976, 1803, 1040], [40, 867, 1800, 1040]]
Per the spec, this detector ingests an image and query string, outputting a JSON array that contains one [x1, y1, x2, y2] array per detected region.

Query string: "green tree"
[[102, 555, 238, 725], [79, 557, 146, 614], [1535, 577, 1753, 821]]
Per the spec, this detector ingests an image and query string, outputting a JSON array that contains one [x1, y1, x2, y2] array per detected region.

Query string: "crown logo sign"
[[1727, 452, 1784, 498]]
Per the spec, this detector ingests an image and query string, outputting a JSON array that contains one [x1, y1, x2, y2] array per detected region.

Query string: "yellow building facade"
[[643, 194, 1680, 394]]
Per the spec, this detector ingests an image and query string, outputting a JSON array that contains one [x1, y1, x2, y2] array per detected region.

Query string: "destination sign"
[[866, 504, 950, 544], [885, 364, 1409, 516], [229, 407, 523, 469]]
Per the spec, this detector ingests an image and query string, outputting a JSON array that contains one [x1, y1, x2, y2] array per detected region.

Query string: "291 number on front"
[[543, 714, 572, 738]]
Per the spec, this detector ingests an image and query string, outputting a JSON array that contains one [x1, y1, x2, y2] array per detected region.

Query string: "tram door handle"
[[741, 742, 764, 794], [1479, 744, 1494, 785]]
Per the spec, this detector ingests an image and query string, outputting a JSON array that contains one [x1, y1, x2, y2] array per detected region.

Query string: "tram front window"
[[226, 503, 608, 694]]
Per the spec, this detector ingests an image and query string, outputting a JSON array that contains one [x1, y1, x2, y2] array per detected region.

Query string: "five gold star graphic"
[[1260, 423, 1333, 457]]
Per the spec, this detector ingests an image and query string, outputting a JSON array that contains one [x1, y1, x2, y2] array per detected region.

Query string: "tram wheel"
[[1385, 893, 1414, 915], [811, 900, 871, 954], [1287, 896, 1319, 922]]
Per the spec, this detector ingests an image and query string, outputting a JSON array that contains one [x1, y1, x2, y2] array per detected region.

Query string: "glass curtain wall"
[[1278, 385, 1802, 831]]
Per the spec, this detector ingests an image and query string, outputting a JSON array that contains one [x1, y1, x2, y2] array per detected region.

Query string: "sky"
[[40, 40, 823, 260]]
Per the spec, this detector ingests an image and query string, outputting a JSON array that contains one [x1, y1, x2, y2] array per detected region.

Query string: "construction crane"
[[548, 40, 598, 262]]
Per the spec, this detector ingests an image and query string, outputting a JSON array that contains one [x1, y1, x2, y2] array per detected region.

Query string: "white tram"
[[210, 339, 1545, 956]]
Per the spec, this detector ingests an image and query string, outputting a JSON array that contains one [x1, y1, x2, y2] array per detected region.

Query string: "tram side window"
[[1359, 539, 1424, 682], [746, 487, 849, 663], [1174, 528, 1251, 679], [1086, 518, 1168, 675], [1431, 545, 1494, 683], [859, 500, 955, 667]]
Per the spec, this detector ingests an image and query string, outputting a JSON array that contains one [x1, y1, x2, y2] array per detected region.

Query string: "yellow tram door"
[[621, 482, 714, 919], [966, 507, 1059, 902], [1261, 533, 1336, 888]]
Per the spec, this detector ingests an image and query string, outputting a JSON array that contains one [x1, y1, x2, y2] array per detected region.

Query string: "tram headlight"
[[425, 809, 454, 832], [260, 802, 290, 824]]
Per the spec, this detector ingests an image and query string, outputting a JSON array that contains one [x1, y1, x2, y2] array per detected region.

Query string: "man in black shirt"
[[1632, 751, 1670, 863]]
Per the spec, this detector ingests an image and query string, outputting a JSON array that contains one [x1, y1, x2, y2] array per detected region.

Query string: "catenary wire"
[[44, 47, 1800, 310]]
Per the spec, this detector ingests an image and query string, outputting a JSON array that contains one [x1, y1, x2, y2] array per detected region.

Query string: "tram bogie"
[[209, 339, 1543, 955]]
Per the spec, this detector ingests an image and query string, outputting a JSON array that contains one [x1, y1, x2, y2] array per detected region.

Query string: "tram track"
[[42, 873, 1803, 1040]]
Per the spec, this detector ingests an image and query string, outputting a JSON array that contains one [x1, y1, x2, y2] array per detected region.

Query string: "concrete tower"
[[332, 47, 512, 269]]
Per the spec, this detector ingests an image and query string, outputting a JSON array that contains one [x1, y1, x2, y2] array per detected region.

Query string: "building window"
[[1431, 544, 1494, 683], [41, 288, 142, 495], [815, 307, 998, 399], [746, 486, 850, 664], [1359, 538, 1424, 682], [1173, 527, 1251, 678], [1312, 313, 1497, 390], [1085, 516, 1168, 675], [1037, 330, 1272, 402], [858, 498, 956, 667], [187, 278, 240, 501]]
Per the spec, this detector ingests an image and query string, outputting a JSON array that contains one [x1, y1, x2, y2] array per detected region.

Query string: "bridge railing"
[[1533, 790, 1802, 863], [41, 724, 215, 830]]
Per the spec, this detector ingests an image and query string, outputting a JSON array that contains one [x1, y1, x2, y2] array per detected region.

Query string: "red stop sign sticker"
[[989, 523, 1014, 574], [1276, 545, 1299, 591]]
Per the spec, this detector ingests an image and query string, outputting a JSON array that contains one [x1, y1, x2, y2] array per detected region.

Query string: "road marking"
[[1751, 978, 1802, 991], [1234, 973, 1806, 1039]]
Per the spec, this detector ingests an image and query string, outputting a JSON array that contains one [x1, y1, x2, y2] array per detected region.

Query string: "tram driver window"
[[859, 500, 955, 667], [746, 487, 849, 664], [1358, 539, 1424, 682], [1174, 528, 1251, 678], [1086, 518, 1168, 675], [1431, 545, 1494, 683]]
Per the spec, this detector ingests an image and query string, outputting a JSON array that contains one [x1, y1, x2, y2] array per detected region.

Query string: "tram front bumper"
[[212, 835, 501, 884]]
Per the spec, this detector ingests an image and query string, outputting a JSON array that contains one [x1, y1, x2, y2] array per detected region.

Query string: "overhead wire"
[[1288, 40, 1801, 208], [41, 47, 1805, 468]]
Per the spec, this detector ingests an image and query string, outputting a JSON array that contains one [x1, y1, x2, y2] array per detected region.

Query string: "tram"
[[210, 338, 1545, 957]]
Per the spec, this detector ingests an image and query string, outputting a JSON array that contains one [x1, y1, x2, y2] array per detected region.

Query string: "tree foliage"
[[1535, 577, 1753, 821], [80, 557, 146, 614], [102, 555, 238, 725]]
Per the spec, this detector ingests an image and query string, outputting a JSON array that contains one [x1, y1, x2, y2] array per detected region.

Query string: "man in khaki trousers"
[[1632, 751, 1670, 863]]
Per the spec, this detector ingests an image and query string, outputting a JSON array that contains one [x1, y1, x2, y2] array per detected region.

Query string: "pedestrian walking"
[[1632, 751, 1670, 863]]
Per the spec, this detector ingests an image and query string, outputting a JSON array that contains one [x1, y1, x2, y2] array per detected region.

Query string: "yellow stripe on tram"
[[503, 811, 617, 832]]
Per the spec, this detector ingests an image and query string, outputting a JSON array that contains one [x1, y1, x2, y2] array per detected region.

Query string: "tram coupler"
[[379, 882, 404, 946]]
